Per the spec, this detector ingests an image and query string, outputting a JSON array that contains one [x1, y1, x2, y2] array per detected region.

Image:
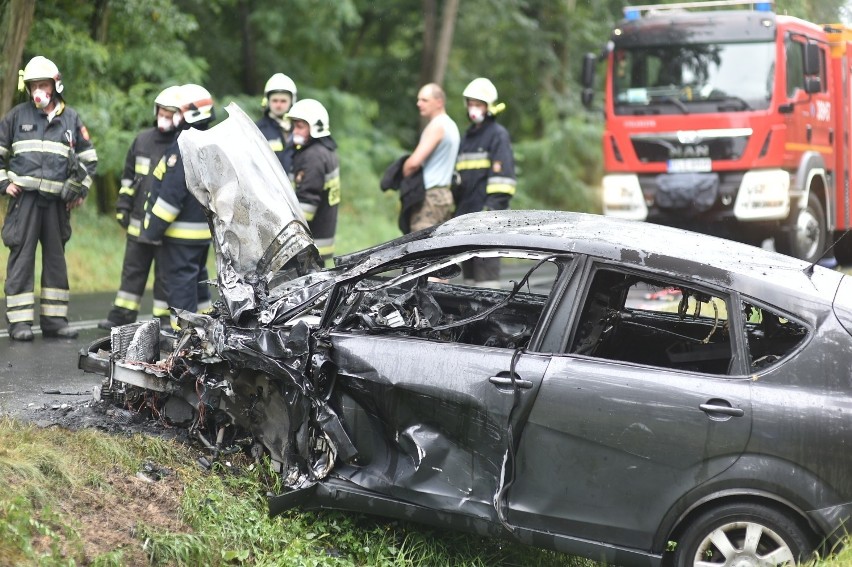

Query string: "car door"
[[506, 262, 753, 551], [323, 251, 567, 522]]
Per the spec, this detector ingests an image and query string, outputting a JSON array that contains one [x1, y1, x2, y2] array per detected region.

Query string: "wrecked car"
[[80, 104, 852, 567]]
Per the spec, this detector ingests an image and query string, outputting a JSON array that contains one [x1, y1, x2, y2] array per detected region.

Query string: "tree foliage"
[[7, 0, 847, 216]]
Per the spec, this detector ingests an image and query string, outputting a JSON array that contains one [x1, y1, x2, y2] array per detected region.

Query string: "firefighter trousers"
[[2, 192, 72, 332], [106, 237, 168, 325], [160, 242, 211, 327]]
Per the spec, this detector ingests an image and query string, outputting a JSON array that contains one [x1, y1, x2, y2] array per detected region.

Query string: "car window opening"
[[569, 268, 807, 375], [330, 253, 563, 350]]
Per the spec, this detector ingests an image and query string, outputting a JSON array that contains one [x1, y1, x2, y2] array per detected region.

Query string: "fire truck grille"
[[631, 136, 749, 163]]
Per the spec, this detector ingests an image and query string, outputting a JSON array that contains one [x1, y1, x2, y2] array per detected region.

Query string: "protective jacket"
[[454, 118, 516, 216], [117, 127, 177, 239], [256, 114, 295, 174], [0, 101, 97, 198], [292, 136, 339, 261], [141, 136, 211, 246]]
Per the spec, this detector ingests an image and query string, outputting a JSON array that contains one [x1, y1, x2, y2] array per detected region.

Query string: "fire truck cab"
[[582, 0, 852, 264]]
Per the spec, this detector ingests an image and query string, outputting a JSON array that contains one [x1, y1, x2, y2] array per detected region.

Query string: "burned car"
[[80, 105, 852, 567]]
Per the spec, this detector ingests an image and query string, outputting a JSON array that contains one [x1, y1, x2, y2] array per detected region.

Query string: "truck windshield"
[[612, 41, 775, 114]]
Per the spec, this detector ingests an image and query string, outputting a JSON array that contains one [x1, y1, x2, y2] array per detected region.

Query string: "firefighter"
[[454, 78, 516, 287], [98, 86, 183, 329], [256, 73, 297, 175], [140, 84, 215, 329], [1, 56, 98, 341], [286, 99, 339, 265]]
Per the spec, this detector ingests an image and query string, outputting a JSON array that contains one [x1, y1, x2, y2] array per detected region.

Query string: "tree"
[[419, 0, 459, 87], [0, 0, 35, 116]]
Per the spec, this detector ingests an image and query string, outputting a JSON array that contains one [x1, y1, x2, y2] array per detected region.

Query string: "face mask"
[[172, 111, 183, 129], [157, 116, 175, 132], [32, 89, 50, 109], [292, 133, 306, 146], [468, 107, 485, 124]]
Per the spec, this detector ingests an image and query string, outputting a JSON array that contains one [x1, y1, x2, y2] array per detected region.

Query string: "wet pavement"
[[0, 292, 126, 417]]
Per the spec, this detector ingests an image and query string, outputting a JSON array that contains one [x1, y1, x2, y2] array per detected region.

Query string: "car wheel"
[[672, 503, 814, 567], [774, 194, 826, 263]]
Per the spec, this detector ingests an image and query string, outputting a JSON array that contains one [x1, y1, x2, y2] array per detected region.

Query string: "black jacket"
[[454, 118, 516, 216], [141, 134, 211, 246], [292, 136, 340, 244], [0, 100, 97, 199], [381, 154, 426, 234], [256, 114, 295, 175], [117, 127, 177, 238]]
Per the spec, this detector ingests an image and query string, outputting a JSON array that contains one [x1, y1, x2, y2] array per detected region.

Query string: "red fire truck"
[[581, 0, 852, 263]]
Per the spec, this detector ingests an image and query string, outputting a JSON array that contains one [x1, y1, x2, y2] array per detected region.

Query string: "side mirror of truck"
[[581, 53, 597, 109], [804, 76, 821, 94], [803, 43, 820, 76]]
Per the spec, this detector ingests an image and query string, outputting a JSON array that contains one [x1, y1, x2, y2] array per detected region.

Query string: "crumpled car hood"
[[179, 103, 321, 320]]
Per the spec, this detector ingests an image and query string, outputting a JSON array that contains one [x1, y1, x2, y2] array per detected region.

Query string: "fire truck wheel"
[[774, 194, 826, 263]]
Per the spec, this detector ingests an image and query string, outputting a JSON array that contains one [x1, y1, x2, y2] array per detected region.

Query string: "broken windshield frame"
[[612, 40, 775, 114]]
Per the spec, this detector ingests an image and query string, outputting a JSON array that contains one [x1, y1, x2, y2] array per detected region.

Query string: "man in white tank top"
[[402, 83, 460, 232]]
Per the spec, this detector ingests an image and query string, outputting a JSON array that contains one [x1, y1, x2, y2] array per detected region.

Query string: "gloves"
[[116, 208, 131, 229]]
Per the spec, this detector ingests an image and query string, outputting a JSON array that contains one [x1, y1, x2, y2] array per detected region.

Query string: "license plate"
[[667, 158, 712, 173]]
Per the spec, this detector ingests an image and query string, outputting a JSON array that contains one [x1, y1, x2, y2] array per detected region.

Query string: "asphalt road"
[[0, 292, 121, 417]]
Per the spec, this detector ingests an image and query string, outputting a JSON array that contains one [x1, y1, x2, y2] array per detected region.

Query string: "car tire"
[[774, 194, 826, 263], [672, 503, 815, 567]]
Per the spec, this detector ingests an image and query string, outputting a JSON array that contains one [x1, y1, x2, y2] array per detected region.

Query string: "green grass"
[[0, 416, 585, 566]]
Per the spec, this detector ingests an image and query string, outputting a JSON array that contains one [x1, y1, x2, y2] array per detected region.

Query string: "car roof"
[[339, 210, 843, 305]]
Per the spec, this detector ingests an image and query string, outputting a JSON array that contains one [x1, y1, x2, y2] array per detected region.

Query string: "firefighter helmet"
[[262, 73, 297, 105], [463, 77, 498, 105], [21, 56, 63, 94], [154, 85, 183, 118], [155, 85, 183, 111], [180, 84, 215, 125], [286, 99, 330, 138]]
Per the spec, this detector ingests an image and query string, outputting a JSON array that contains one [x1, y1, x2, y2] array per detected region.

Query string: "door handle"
[[489, 376, 533, 389], [699, 403, 744, 417]]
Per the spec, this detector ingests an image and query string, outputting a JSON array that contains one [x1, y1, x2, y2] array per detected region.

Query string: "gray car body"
[[82, 106, 852, 567]]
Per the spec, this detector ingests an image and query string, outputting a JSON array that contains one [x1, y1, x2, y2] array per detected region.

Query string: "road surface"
[[0, 292, 123, 417]]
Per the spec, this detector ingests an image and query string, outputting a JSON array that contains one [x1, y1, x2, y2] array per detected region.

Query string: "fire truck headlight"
[[733, 169, 790, 220], [602, 174, 648, 220]]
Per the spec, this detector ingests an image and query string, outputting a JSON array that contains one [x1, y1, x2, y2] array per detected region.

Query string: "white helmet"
[[463, 77, 498, 105], [21, 56, 63, 94], [180, 83, 215, 125], [263, 73, 297, 101], [154, 85, 182, 117], [286, 99, 330, 138]]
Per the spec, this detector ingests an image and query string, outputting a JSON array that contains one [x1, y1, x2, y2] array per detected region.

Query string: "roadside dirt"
[[13, 399, 197, 565]]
